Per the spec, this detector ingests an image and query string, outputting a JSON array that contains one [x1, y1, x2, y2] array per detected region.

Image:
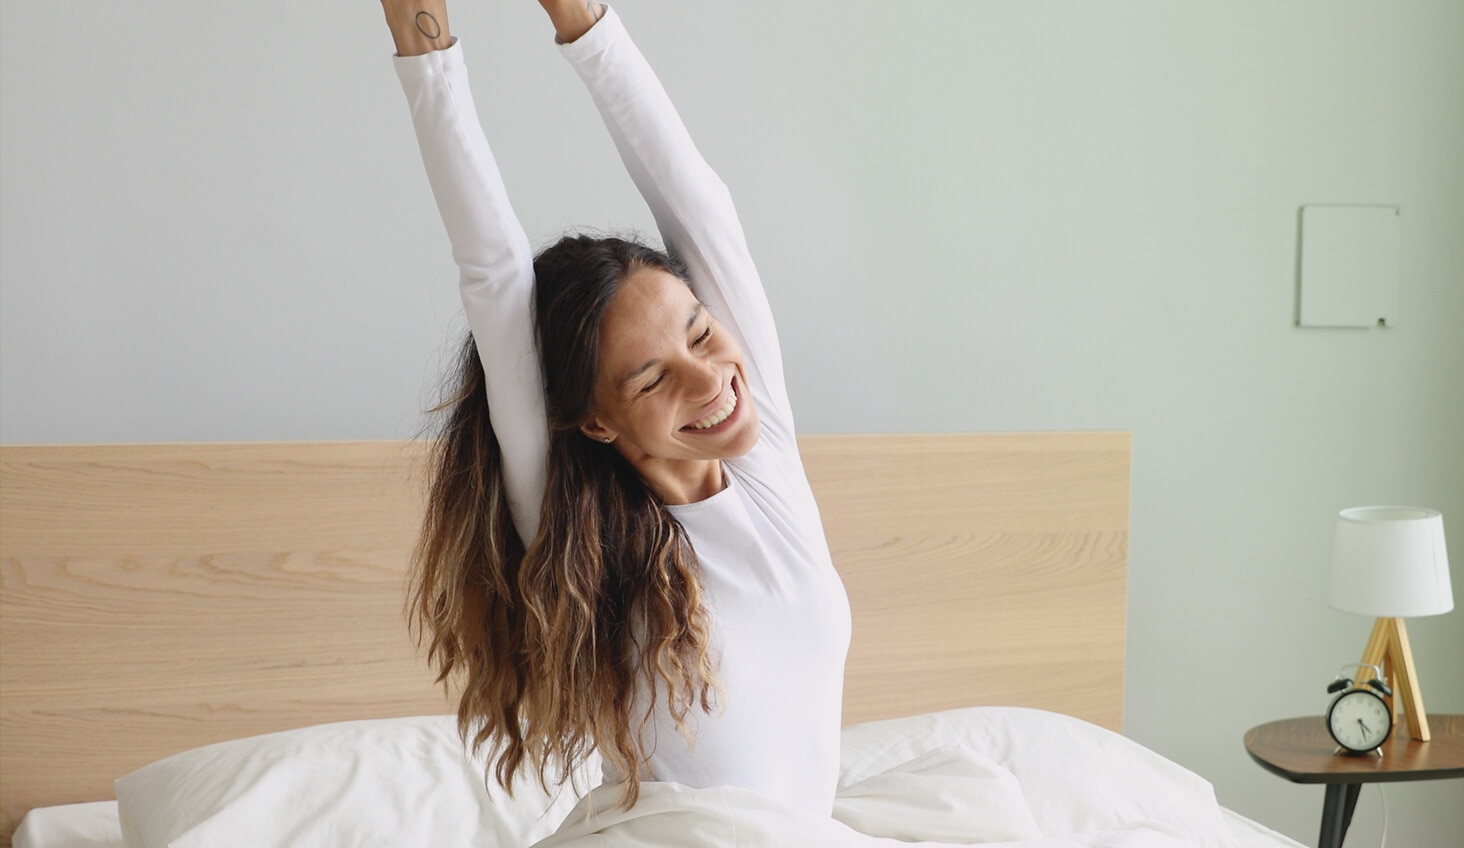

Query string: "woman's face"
[[582, 266, 759, 481]]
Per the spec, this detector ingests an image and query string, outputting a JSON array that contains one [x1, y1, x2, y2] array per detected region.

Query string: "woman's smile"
[[683, 377, 740, 432]]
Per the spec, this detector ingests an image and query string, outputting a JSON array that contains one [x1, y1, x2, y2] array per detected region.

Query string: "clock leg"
[[1318, 783, 1362, 848]]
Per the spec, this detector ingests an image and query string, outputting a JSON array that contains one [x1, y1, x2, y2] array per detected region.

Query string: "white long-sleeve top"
[[394, 8, 851, 816]]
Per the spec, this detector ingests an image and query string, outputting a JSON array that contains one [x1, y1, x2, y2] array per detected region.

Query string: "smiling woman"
[[581, 265, 760, 502], [383, 0, 851, 820], [532, 238, 760, 505]]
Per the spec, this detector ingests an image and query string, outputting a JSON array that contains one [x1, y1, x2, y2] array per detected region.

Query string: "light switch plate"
[[1296, 205, 1402, 328]]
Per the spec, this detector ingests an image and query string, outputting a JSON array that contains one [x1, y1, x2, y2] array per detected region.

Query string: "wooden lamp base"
[[1358, 617, 1431, 741]]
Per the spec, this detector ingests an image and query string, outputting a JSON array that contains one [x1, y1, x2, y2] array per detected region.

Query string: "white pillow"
[[114, 715, 598, 848], [838, 707, 1233, 847], [115, 707, 1230, 848], [13, 800, 126, 848]]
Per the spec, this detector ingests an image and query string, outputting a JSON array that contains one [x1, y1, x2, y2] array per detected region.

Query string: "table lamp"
[[1328, 506, 1453, 741]]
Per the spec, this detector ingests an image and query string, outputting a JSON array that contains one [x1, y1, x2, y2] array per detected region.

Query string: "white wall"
[[4, 2, 1461, 844]]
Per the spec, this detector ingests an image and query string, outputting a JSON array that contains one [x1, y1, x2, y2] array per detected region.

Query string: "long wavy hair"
[[410, 235, 720, 809]]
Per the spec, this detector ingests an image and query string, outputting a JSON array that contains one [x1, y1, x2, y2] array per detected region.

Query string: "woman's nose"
[[686, 358, 722, 403]]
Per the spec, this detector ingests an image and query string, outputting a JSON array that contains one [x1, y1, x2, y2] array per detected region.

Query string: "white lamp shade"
[[1328, 506, 1453, 617]]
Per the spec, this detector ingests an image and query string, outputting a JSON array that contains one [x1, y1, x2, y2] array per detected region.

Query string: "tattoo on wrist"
[[415, 11, 442, 40]]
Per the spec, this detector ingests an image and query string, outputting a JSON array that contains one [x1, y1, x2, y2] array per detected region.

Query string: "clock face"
[[1327, 689, 1392, 752]]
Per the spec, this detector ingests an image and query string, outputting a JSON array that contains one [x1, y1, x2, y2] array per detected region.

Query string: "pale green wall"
[[4, 2, 1461, 844]]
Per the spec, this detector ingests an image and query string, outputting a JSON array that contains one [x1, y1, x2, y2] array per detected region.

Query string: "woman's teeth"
[[688, 388, 738, 430]]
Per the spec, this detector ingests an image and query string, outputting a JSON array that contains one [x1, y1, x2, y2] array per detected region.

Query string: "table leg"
[[1318, 783, 1362, 848]]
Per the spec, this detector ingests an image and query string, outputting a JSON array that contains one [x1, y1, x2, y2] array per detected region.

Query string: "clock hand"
[[1357, 718, 1371, 735]]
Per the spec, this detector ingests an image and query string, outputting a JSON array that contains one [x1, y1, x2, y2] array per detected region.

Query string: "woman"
[[381, 0, 851, 816]]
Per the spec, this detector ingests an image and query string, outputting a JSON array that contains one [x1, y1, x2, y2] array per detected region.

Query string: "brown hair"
[[410, 235, 720, 809]]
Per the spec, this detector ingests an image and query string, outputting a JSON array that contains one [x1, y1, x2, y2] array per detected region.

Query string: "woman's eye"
[[693, 326, 713, 347], [640, 374, 665, 395]]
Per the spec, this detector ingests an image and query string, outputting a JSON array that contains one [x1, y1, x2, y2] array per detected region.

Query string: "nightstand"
[[1244, 714, 1464, 848]]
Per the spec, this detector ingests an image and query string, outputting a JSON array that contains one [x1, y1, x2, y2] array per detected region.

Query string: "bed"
[[0, 433, 1302, 847]]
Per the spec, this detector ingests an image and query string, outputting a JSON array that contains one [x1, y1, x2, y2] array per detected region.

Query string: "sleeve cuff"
[[391, 36, 463, 84], [557, 5, 627, 65]]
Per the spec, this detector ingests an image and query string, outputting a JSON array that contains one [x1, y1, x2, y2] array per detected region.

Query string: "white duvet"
[[541, 782, 1204, 848], [537, 709, 1233, 848], [86, 707, 1252, 847]]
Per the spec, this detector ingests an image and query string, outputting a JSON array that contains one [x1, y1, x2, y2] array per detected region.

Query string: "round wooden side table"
[[1244, 714, 1464, 848]]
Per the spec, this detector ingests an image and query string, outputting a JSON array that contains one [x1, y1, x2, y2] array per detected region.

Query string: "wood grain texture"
[[0, 441, 450, 843], [1244, 715, 1464, 784], [0, 433, 1129, 843], [800, 434, 1129, 728]]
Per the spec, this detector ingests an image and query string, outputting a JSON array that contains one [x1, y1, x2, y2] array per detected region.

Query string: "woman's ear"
[[579, 416, 617, 445]]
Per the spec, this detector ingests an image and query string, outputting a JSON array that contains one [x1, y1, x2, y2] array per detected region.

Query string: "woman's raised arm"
[[382, 0, 548, 544], [557, 7, 797, 442]]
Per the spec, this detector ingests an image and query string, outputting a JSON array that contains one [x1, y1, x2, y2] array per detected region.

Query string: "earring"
[[603, 437, 612, 444]]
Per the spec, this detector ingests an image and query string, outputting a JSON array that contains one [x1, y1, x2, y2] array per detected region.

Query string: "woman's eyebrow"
[[618, 357, 660, 392], [616, 304, 707, 392]]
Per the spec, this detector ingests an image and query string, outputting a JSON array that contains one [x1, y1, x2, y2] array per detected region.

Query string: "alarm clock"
[[1325, 665, 1393, 754]]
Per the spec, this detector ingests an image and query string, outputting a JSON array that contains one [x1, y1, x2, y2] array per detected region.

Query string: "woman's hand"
[[381, 0, 453, 56], [538, 0, 604, 44]]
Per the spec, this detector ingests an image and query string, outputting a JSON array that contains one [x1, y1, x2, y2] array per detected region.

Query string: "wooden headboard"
[[0, 432, 1129, 842]]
